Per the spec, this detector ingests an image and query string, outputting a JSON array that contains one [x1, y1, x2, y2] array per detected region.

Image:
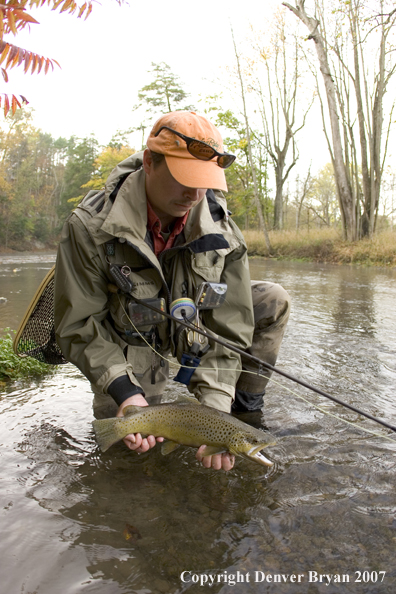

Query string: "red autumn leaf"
[[31, 52, 38, 73], [11, 93, 21, 114], [7, 10, 17, 35], [4, 92, 9, 115], [77, 2, 86, 18], [12, 9, 40, 25], [5, 43, 18, 67], [59, 0, 73, 13], [36, 54, 44, 73], [23, 49, 33, 72], [0, 42, 9, 64], [84, 2, 92, 19]]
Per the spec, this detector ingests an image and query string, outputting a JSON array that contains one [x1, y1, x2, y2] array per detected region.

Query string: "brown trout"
[[92, 398, 275, 466]]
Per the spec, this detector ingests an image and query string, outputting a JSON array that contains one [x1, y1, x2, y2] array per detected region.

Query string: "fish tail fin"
[[92, 418, 124, 452]]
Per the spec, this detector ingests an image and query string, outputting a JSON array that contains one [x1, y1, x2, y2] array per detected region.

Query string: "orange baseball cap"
[[146, 111, 228, 191]]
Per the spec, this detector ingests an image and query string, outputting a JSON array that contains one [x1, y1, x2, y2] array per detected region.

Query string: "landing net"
[[13, 265, 67, 365]]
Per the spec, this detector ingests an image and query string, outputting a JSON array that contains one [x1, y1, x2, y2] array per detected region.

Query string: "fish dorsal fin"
[[122, 405, 142, 417], [161, 440, 181, 455], [170, 394, 201, 405]]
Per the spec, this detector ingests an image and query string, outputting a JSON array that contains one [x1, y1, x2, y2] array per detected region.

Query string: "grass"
[[0, 329, 55, 387], [243, 228, 396, 267]]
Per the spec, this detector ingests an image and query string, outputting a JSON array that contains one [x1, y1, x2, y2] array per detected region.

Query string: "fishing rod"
[[130, 295, 396, 435]]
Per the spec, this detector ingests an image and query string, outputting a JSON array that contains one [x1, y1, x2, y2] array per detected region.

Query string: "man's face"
[[143, 150, 207, 229]]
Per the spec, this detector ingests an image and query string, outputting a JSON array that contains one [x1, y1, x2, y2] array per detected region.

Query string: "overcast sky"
[[6, 0, 278, 143]]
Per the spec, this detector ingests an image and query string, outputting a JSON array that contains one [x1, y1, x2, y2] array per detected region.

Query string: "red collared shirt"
[[146, 200, 188, 257]]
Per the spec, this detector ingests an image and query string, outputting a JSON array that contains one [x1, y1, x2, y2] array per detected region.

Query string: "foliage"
[[137, 61, 193, 115], [57, 134, 98, 219], [0, 328, 54, 384], [307, 163, 339, 227], [82, 145, 136, 192], [0, 0, 97, 116], [0, 109, 107, 246], [0, 107, 69, 246], [208, 105, 271, 231], [130, 62, 194, 147]]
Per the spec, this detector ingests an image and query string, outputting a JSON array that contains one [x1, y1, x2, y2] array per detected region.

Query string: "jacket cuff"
[[107, 375, 145, 406]]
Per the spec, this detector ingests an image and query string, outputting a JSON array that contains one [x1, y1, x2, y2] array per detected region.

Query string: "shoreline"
[[243, 229, 396, 268], [1, 229, 396, 268]]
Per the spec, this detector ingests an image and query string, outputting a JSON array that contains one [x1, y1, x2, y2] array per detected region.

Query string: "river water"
[[0, 253, 395, 594]]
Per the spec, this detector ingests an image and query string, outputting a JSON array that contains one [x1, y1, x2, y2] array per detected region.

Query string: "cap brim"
[[165, 155, 228, 192]]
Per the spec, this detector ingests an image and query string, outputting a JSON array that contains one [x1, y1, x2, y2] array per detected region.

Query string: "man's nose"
[[183, 188, 203, 202]]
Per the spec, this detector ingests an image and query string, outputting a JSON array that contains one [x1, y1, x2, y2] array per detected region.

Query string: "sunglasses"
[[154, 126, 236, 169]]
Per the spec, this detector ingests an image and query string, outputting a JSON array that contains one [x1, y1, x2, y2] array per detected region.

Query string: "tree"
[[307, 162, 339, 227], [284, 0, 396, 239], [231, 28, 272, 253], [293, 168, 313, 231], [133, 62, 194, 145], [283, 0, 357, 240], [380, 165, 396, 230], [343, 0, 396, 237], [253, 9, 313, 230], [0, 107, 67, 245], [82, 145, 136, 192], [213, 107, 271, 231], [57, 134, 98, 221]]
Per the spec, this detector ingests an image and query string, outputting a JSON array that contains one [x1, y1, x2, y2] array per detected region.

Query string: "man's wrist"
[[117, 393, 147, 416], [107, 375, 145, 406]]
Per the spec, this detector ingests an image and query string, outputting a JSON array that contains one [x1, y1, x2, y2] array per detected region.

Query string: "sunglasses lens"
[[188, 140, 216, 161], [217, 154, 236, 169]]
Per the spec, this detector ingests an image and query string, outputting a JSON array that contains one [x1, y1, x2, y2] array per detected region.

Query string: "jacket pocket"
[[191, 251, 225, 283]]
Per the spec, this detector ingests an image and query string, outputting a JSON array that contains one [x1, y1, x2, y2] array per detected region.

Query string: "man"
[[54, 111, 290, 471]]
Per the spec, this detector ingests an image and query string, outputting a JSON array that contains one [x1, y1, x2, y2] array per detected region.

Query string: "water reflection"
[[1, 257, 396, 593], [329, 267, 377, 337], [249, 260, 396, 419], [0, 252, 56, 333]]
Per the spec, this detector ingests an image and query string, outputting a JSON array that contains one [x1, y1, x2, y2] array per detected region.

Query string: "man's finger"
[[211, 454, 222, 470]]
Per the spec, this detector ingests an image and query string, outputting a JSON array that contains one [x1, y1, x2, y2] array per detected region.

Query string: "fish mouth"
[[246, 444, 274, 466]]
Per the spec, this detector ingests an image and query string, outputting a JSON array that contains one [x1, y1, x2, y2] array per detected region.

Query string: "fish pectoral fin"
[[161, 440, 181, 455], [200, 445, 228, 457], [122, 405, 142, 417]]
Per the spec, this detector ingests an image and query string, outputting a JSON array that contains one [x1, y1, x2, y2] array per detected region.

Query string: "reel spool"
[[170, 298, 197, 321]]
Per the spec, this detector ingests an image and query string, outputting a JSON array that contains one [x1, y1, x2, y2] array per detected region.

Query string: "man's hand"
[[196, 445, 235, 472], [116, 394, 164, 453]]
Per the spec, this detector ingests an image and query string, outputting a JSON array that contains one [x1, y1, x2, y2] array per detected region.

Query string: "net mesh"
[[13, 266, 67, 365]]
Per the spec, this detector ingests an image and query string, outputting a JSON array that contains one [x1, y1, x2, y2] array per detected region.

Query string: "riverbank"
[[244, 229, 396, 267], [0, 239, 58, 255], [1, 229, 396, 267]]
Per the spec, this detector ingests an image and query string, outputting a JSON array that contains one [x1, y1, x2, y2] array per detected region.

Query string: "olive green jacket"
[[54, 153, 254, 412]]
